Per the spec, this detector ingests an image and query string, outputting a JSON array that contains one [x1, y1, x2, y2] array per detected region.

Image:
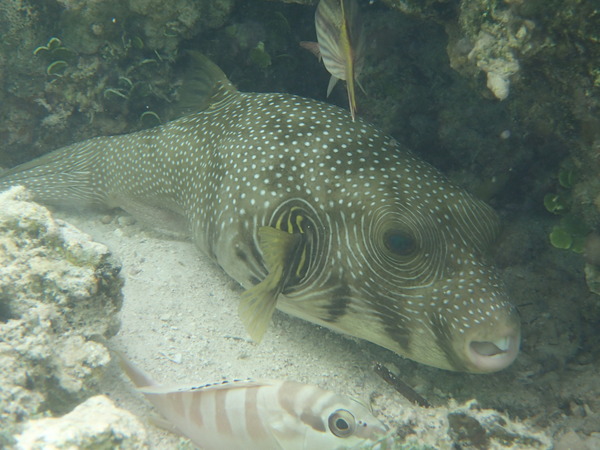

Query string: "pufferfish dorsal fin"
[[239, 227, 305, 342], [173, 51, 241, 119]]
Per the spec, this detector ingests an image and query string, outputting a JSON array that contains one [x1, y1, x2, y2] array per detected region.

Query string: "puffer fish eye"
[[384, 230, 416, 255], [328, 409, 356, 437]]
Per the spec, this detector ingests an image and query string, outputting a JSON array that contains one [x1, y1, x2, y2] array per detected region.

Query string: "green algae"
[[249, 41, 272, 69], [544, 164, 590, 253]]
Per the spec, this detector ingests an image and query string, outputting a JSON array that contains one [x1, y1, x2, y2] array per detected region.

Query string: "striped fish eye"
[[328, 409, 356, 438], [383, 230, 416, 256]]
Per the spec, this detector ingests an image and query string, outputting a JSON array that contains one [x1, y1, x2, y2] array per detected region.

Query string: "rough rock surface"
[[448, 0, 538, 101], [0, 187, 123, 446], [15, 395, 148, 450], [378, 398, 552, 448], [0, 0, 236, 169]]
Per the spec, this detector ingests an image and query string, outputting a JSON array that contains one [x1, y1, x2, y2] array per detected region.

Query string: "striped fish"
[[119, 354, 390, 450], [315, 0, 366, 121]]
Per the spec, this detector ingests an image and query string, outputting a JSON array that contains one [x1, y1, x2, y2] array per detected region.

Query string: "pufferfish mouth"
[[466, 332, 520, 373]]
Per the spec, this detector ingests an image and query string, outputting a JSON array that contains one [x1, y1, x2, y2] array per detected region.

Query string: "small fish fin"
[[139, 384, 201, 395], [173, 52, 240, 118], [270, 424, 294, 447], [316, 0, 348, 82], [316, 0, 365, 117], [239, 227, 304, 342], [327, 75, 339, 98], [346, 74, 357, 121], [114, 350, 158, 389], [357, 78, 367, 96], [139, 379, 270, 395], [316, 0, 364, 81], [299, 41, 322, 62]]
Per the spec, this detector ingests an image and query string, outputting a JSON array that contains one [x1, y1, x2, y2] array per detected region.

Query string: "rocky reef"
[[0, 187, 126, 447], [15, 395, 148, 449], [376, 0, 600, 249], [0, 0, 234, 167]]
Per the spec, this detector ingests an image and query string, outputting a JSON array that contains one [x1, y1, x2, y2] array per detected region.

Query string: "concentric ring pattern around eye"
[[356, 204, 447, 289]]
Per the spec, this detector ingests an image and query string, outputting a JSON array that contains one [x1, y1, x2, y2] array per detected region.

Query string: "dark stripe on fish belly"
[[322, 285, 352, 323], [379, 307, 412, 352], [429, 312, 466, 372]]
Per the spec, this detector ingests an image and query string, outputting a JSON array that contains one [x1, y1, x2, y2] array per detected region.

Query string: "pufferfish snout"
[[317, 212, 521, 373], [274, 151, 521, 373], [402, 184, 518, 373], [423, 266, 520, 373]]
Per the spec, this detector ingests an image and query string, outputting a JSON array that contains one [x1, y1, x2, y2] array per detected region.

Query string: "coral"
[[381, 0, 456, 20], [373, 397, 552, 448], [448, 0, 539, 101], [0, 187, 123, 444], [0, 0, 599, 446], [0, 1, 56, 166], [15, 395, 148, 449], [0, 0, 236, 169], [126, 0, 235, 51]]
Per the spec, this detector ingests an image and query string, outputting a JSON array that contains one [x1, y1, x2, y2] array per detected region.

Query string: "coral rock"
[[15, 395, 148, 450], [0, 187, 123, 442]]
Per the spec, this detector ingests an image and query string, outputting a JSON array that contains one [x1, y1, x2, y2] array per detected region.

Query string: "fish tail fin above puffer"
[[173, 52, 241, 119], [0, 138, 108, 207]]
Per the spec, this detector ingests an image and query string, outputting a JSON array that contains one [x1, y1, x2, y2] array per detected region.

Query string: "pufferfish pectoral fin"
[[238, 227, 305, 342]]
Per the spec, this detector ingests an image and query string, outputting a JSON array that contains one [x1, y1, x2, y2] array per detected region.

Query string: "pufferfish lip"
[[466, 331, 521, 373]]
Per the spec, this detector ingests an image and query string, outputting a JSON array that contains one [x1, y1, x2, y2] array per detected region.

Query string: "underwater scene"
[[0, 0, 599, 448]]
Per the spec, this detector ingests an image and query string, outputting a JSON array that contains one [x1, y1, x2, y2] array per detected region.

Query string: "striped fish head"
[[272, 381, 389, 449], [304, 399, 390, 449], [267, 122, 520, 373]]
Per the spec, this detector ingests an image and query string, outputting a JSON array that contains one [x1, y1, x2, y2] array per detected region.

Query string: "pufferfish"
[[0, 53, 520, 373]]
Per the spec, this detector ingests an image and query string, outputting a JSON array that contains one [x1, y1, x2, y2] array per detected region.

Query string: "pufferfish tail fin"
[[173, 52, 241, 118], [0, 138, 107, 207]]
